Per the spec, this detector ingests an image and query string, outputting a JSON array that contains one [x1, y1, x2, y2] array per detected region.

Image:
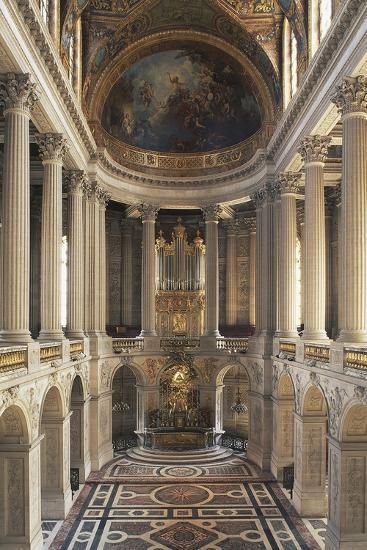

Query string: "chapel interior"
[[0, 0, 366, 549]]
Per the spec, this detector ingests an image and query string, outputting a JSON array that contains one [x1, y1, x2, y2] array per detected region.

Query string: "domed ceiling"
[[101, 43, 262, 154]]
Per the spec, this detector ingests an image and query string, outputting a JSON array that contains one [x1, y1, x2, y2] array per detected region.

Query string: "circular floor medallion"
[[161, 466, 202, 478], [153, 484, 210, 505]]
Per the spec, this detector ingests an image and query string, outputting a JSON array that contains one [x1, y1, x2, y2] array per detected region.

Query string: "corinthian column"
[[84, 181, 101, 336], [298, 135, 331, 340], [225, 219, 238, 327], [65, 171, 86, 338], [36, 133, 68, 341], [0, 74, 39, 342], [248, 218, 256, 328], [138, 205, 158, 337], [203, 205, 222, 337], [98, 188, 110, 334], [332, 75, 367, 342], [278, 172, 301, 338], [121, 219, 134, 326]]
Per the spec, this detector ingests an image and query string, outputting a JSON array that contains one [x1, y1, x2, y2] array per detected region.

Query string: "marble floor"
[[45, 453, 327, 549]]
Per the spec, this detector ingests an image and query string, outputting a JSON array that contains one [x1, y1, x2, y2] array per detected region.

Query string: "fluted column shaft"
[[225, 221, 238, 326], [332, 75, 367, 342], [66, 171, 86, 338], [98, 193, 109, 334], [278, 173, 301, 338], [84, 182, 101, 335], [299, 135, 331, 340], [0, 74, 39, 342], [121, 220, 133, 326], [139, 205, 158, 337], [254, 200, 263, 334], [203, 206, 222, 337], [248, 222, 256, 327], [37, 134, 68, 340]]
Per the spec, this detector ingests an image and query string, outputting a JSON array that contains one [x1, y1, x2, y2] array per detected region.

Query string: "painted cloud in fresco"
[[101, 45, 262, 153]]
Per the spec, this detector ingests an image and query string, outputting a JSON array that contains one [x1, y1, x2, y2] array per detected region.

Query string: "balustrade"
[[216, 338, 248, 353], [0, 347, 27, 374], [112, 338, 144, 354], [344, 347, 367, 372], [304, 343, 330, 364], [40, 342, 62, 362]]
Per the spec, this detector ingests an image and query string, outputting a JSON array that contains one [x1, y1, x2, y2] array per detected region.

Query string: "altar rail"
[[344, 347, 367, 372], [217, 338, 248, 353], [112, 338, 144, 354], [160, 337, 200, 351], [0, 347, 27, 375]]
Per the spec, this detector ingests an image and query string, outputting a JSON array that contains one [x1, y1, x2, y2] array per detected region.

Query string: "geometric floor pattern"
[[48, 454, 325, 549]]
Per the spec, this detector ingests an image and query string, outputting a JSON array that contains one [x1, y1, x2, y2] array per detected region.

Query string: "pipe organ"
[[155, 218, 205, 336]]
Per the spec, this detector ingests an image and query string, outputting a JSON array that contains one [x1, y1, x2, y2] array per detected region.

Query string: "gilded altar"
[[156, 290, 205, 337]]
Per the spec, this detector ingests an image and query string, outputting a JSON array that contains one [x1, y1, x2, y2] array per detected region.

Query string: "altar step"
[[126, 445, 234, 464]]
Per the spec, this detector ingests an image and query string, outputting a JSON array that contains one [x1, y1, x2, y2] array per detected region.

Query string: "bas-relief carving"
[[251, 400, 262, 445], [249, 362, 263, 391], [325, 386, 348, 437], [345, 456, 365, 533], [304, 426, 322, 485], [43, 427, 59, 489], [143, 358, 165, 384], [330, 450, 339, 524], [344, 405, 367, 439], [99, 400, 110, 444], [70, 408, 81, 461], [195, 358, 218, 384], [6, 458, 25, 536]]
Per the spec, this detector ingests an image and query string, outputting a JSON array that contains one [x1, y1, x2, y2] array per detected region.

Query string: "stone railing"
[[279, 341, 296, 359], [112, 338, 144, 354], [160, 337, 200, 351], [0, 347, 27, 375], [304, 343, 330, 364], [70, 340, 85, 361], [40, 343, 62, 363], [344, 347, 367, 373], [217, 338, 248, 353]]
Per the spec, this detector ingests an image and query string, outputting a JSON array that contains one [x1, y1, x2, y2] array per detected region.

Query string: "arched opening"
[[326, 403, 367, 548], [221, 365, 249, 451], [293, 385, 328, 516], [271, 372, 295, 481], [70, 375, 90, 484], [40, 386, 72, 519], [0, 405, 42, 548], [112, 365, 138, 451]]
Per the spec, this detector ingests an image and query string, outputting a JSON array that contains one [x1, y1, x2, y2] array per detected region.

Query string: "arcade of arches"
[[0, 0, 367, 549]]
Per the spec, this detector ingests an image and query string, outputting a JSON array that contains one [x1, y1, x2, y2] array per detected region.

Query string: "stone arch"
[[111, 363, 139, 449], [110, 360, 145, 390], [70, 375, 90, 483], [293, 383, 328, 516], [216, 359, 251, 388], [0, 404, 43, 547], [271, 372, 295, 481], [40, 385, 72, 520], [221, 363, 250, 439], [341, 402, 367, 443]]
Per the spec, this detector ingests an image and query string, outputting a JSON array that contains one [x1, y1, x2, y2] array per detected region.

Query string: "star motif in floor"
[[151, 521, 217, 550]]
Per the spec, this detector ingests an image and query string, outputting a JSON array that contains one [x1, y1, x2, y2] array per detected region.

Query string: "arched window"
[[309, 0, 333, 57], [283, 18, 298, 109], [39, 0, 49, 26]]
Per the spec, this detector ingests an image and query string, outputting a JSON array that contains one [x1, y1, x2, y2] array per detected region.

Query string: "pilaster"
[[202, 205, 222, 338]]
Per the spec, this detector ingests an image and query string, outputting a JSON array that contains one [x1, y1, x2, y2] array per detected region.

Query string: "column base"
[[200, 336, 218, 351], [325, 527, 367, 549], [38, 329, 65, 341], [337, 329, 367, 343], [66, 330, 86, 339], [0, 527, 43, 550], [139, 330, 157, 337], [270, 453, 294, 482], [205, 330, 221, 337], [277, 331, 299, 339], [0, 330, 33, 344], [292, 485, 327, 517], [41, 486, 72, 520], [302, 331, 329, 341]]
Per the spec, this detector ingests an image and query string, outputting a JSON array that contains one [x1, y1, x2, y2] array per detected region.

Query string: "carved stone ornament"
[[138, 204, 159, 221], [309, 371, 321, 387], [354, 386, 367, 404], [331, 75, 367, 115], [278, 172, 302, 195], [97, 187, 111, 208], [295, 373, 302, 414], [224, 218, 239, 235], [250, 188, 267, 209], [334, 181, 342, 206], [0, 73, 40, 112], [298, 135, 331, 164], [0, 385, 20, 414], [266, 180, 281, 201], [202, 204, 223, 222], [35, 133, 69, 162], [65, 170, 88, 194], [325, 386, 348, 437]]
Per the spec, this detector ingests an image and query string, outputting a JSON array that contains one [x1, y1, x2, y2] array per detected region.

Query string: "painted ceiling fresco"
[[101, 44, 262, 153]]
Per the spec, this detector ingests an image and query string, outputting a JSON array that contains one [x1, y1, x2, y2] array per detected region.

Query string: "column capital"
[[64, 170, 87, 194], [202, 204, 222, 222], [331, 75, 367, 116], [250, 188, 267, 209], [245, 217, 256, 233], [138, 204, 159, 222], [0, 73, 40, 113], [278, 172, 302, 195], [298, 135, 331, 164], [97, 187, 111, 208], [267, 180, 281, 201], [36, 133, 69, 163]]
